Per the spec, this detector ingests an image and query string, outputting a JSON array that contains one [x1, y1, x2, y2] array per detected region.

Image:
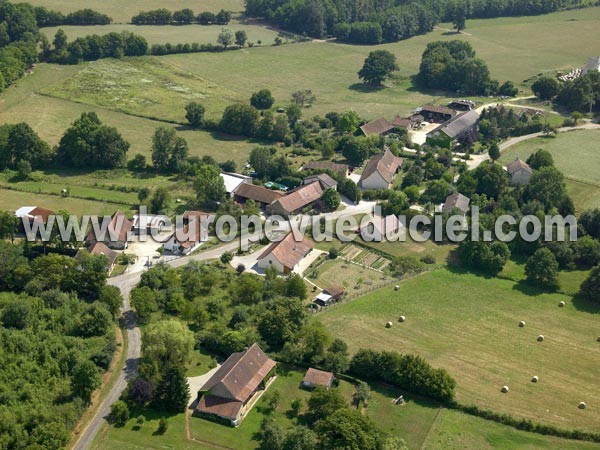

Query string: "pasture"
[[26, 0, 245, 24], [29, 7, 600, 129], [319, 269, 600, 432]]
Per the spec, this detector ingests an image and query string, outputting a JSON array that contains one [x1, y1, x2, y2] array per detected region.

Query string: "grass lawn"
[[26, 0, 245, 24], [41, 22, 284, 46], [319, 269, 600, 432]]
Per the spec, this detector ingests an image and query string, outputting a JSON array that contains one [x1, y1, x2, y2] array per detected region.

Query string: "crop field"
[[41, 23, 284, 46], [27, 0, 245, 23], [319, 269, 600, 432]]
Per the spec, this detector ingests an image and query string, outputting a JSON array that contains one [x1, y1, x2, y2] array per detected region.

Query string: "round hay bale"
[[394, 285, 400, 291], [399, 315, 406, 323], [501, 386, 509, 393], [537, 335, 545, 342], [596, 336, 600, 343], [559, 301, 566, 307], [519, 321, 526, 327], [531, 376, 539, 383], [386, 322, 393, 328], [579, 402, 586, 410]]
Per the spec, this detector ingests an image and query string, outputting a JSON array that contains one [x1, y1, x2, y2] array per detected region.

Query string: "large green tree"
[[153, 364, 190, 413], [525, 247, 560, 290], [358, 50, 398, 86]]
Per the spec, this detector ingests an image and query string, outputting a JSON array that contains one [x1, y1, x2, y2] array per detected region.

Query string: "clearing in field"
[[41, 57, 240, 122], [319, 269, 600, 432]]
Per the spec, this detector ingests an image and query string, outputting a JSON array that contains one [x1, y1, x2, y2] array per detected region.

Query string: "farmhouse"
[[15, 206, 55, 234], [302, 368, 334, 389], [257, 232, 314, 274], [505, 158, 533, 185], [266, 182, 323, 216], [359, 148, 403, 190], [75, 242, 119, 275], [221, 172, 252, 197], [163, 223, 208, 255], [418, 105, 456, 123], [442, 193, 471, 215], [86, 210, 133, 250], [582, 56, 600, 75], [303, 173, 338, 191], [391, 116, 416, 129], [427, 110, 480, 146], [233, 183, 284, 210], [195, 343, 276, 427], [303, 160, 349, 178]]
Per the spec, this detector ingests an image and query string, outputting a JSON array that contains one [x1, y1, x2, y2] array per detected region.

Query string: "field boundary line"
[[419, 406, 443, 450]]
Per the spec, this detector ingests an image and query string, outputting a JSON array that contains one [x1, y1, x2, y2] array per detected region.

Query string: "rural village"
[[0, 1, 599, 450]]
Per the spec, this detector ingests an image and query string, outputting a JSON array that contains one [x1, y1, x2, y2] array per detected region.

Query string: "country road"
[[71, 240, 240, 450]]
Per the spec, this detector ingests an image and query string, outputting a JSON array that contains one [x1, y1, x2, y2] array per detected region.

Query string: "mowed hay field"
[[319, 269, 600, 432], [499, 130, 600, 211], [26, 0, 245, 23]]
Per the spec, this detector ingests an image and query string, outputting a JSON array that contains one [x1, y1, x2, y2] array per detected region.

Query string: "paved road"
[[71, 240, 240, 450]]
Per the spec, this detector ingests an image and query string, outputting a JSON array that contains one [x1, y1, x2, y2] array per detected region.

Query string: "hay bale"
[[399, 315, 406, 323], [579, 402, 586, 410], [596, 336, 600, 343], [537, 335, 544, 342], [386, 322, 393, 328], [394, 285, 400, 291], [501, 386, 509, 393], [559, 301, 566, 307], [519, 321, 526, 327], [531, 376, 539, 383]]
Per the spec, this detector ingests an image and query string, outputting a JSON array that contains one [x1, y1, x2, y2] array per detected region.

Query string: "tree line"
[[34, 6, 111, 27], [244, 0, 582, 43], [131, 8, 231, 26]]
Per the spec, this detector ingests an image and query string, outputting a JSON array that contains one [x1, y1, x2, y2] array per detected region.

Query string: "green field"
[[41, 23, 284, 46], [92, 365, 600, 450], [27, 0, 245, 23], [319, 269, 600, 432], [0, 62, 257, 164]]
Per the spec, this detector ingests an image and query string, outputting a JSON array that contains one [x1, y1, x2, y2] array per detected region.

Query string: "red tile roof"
[[360, 117, 393, 136], [258, 232, 314, 271], [197, 395, 243, 421], [200, 343, 276, 403], [269, 182, 323, 215]]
